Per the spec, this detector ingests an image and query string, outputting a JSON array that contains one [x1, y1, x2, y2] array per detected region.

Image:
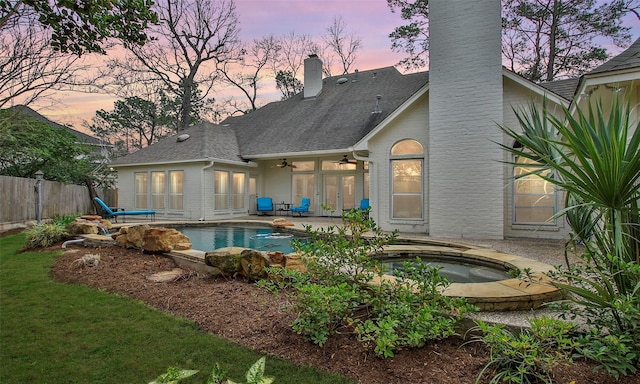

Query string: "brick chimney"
[[428, 0, 504, 239], [303, 54, 322, 98]]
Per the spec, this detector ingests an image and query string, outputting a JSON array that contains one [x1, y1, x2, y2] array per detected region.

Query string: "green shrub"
[[355, 260, 475, 357], [280, 207, 474, 356], [500, 95, 640, 378], [291, 282, 364, 346], [51, 214, 80, 226], [25, 223, 68, 248], [471, 317, 579, 384]]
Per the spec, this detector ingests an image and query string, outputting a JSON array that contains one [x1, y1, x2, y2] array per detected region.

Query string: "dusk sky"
[[37, 0, 639, 130]]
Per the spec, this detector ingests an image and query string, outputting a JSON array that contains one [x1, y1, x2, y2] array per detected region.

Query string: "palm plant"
[[498, 94, 640, 375]]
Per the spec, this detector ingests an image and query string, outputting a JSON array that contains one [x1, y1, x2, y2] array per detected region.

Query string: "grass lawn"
[[0, 233, 352, 384]]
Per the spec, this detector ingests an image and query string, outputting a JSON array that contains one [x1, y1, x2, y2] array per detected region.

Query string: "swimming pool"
[[173, 225, 306, 253]]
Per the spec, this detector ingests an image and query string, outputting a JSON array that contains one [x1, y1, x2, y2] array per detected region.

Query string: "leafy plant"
[[51, 214, 81, 227], [24, 222, 68, 248], [285, 207, 473, 356], [256, 267, 309, 295], [291, 282, 363, 346], [500, 95, 640, 376], [149, 357, 273, 384], [471, 317, 579, 384], [355, 260, 475, 357]]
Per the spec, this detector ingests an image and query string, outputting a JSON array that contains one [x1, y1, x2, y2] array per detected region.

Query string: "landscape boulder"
[[114, 225, 191, 253], [204, 247, 247, 275], [240, 249, 271, 280], [66, 216, 112, 236], [283, 254, 307, 273]]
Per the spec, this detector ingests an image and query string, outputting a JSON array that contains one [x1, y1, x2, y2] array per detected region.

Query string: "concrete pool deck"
[[109, 216, 568, 314]]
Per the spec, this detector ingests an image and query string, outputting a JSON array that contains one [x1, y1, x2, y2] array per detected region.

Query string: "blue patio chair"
[[256, 197, 273, 215], [93, 197, 155, 223], [358, 198, 370, 218], [290, 197, 310, 216]]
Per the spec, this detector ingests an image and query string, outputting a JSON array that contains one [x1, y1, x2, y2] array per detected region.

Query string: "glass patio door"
[[323, 175, 355, 216]]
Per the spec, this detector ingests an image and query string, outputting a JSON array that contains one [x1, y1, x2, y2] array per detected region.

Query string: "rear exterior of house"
[[110, 1, 639, 240]]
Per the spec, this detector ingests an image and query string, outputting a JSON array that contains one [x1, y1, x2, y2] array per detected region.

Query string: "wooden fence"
[[0, 175, 115, 225]]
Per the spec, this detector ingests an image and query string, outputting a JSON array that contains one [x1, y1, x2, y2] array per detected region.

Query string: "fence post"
[[35, 170, 44, 224]]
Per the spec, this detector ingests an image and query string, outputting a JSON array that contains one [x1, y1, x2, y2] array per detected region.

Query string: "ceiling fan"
[[334, 155, 357, 165], [275, 158, 296, 168]]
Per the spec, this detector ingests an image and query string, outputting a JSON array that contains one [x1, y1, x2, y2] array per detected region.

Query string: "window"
[[232, 172, 245, 209], [151, 172, 165, 209], [513, 157, 555, 224], [169, 171, 184, 210], [391, 140, 423, 219], [134, 173, 148, 209], [214, 171, 229, 210]]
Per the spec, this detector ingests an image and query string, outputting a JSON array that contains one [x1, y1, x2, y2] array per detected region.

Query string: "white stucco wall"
[[428, 0, 504, 239], [501, 78, 569, 239], [116, 161, 256, 221], [368, 94, 430, 233], [116, 163, 204, 220]]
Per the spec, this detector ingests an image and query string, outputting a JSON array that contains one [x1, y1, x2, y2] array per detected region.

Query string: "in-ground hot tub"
[[375, 244, 564, 311]]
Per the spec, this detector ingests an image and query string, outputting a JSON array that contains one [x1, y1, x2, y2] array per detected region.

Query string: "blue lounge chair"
[[94, 197, 156, 223], [290, 197, 310, 216], [256, 197, 273, 215]]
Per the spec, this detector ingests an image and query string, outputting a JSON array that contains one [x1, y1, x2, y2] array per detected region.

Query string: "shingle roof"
[[589, 38, 640, 75], [225, 67, 429, 157], [112, 66, 430, 166], [111, 122, 241, 165], [539, 77, 580, 100]]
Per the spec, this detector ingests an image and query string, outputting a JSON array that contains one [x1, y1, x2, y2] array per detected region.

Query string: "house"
[[111, 0, 639, 240]]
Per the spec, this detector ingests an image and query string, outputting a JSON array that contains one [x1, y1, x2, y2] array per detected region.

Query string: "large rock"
[[142, 227, 190, 253], [240, 249, 271, 280], [284, 254, 307, 273], [66, 217, 112, 236], [114, 225, 191, 253], [204, 247, 247, 275]]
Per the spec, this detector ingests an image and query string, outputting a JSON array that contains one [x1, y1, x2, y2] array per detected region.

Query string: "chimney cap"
[[308, 53, 318, 58]]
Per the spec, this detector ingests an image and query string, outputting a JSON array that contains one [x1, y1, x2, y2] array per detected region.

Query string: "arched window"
[[513, 149, 556, 224], [390, 139, 424, 219]]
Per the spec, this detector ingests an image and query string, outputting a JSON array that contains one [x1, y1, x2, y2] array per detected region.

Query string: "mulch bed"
[[11, 237, 634, 384]]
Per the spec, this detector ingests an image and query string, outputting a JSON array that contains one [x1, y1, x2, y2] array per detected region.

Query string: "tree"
[[0, 4, 91, 108], [503, 0, 632, 82], [0, 0, 158, 55], [322, 16, 362, 75], [88, 94, 181, 156], [386, 0, 430, 70], [105, 0, 239, 130], [0, 109, 93, 183], [218, 35, 281, 115], [275, 70, 303, 100], [387, 0, 636, 80]]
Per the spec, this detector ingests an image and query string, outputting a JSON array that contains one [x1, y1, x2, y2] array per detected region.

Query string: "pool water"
[[174, 225, 305, 253], [382, 257, 512, 283]]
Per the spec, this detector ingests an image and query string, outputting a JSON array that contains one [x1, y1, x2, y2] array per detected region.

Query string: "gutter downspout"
[[201, 159, 215, 220]]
